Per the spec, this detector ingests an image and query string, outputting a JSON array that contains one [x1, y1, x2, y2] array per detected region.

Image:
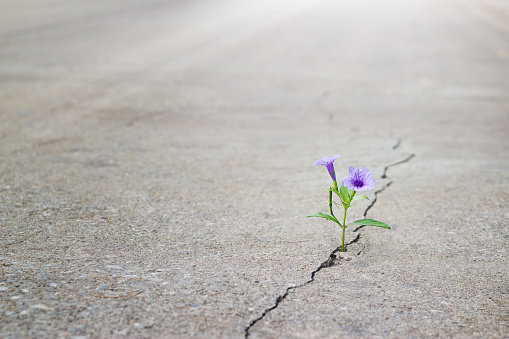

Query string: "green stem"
[[329, 189, 344, 250], [339, 189, 357, 252], [341, 206, 348, 252], [328, 190, 332, 214], [342, 206, 347, 229], [342, 226, 346, 252], [328, 190, 336, 220]]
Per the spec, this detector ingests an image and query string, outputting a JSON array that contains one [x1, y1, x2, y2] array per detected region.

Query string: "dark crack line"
[[392, 139, 401, 150], [244, 234, 362, 338], [355, 152, 415, 230], [244, 251, 344, 338], [244, 141, 414, 338]]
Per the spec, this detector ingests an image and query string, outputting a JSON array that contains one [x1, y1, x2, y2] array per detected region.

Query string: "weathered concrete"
[[1, 0, 508, 338]]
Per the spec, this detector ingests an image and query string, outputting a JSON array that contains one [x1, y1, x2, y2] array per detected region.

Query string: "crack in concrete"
[[244, 140, 414, 338], [356, 152, 415, 229]]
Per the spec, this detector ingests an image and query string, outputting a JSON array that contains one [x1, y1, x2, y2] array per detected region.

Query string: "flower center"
[[353, 179, 364, 188]]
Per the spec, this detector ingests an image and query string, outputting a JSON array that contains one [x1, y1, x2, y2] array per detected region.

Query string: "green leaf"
[[351, 195, 369, 202], [339, 185, 351, 203], [306, 212, 340, 224], [333, 201, 351, 210], [347, 187, 355, 198], [333, 201, 343, 209], [348, 219, 391, 229]]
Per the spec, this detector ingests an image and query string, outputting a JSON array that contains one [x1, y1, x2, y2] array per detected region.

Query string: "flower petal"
[[315, 155, 340, 182], [342, 176, 354, 190], [343, 166, 376, 191], [359, 167, 370, 176], [348, 166, 356, 178]]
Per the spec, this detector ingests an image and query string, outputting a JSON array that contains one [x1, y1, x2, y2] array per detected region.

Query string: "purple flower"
[[342, 166, 376, 191], [315, 155, 341, 182]]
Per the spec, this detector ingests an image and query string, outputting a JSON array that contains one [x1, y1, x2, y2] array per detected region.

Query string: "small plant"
[[307, 155, 390, 252]]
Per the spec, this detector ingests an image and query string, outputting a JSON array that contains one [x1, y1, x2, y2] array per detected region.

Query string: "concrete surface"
[[1, 0, 508, 338]]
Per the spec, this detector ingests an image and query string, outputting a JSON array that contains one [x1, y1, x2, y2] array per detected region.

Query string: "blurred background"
[[1, 0, 508, 133]]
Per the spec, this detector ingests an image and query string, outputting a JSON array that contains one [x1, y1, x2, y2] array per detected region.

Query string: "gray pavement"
[[1, 0, 508, 338]]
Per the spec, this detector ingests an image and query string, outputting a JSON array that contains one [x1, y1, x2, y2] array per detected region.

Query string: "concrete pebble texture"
[[1, 0, 508, 338]]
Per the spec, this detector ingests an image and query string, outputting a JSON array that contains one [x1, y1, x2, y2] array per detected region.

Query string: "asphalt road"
[[1, 0, 508, 337]]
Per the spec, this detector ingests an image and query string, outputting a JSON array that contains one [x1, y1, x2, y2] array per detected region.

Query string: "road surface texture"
[[1, 0, 508, 338]]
